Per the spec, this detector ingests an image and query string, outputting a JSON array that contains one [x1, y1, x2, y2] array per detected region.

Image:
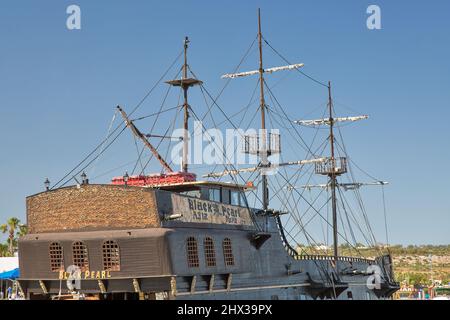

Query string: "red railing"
[[111, 172, 196, 187]]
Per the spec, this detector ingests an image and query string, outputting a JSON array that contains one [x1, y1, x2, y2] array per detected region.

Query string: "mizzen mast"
[[257, 8, 269, 211], [294, 81, 371, 261], [166, 36, 202, 173], [328, 81, 339, 262]]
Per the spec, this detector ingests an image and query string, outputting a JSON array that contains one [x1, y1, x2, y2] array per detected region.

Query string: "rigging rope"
[[132, 134, 145, 174], [58, 125, 128, 188], [262, 36, 329, 88], [131, 69, 178, 176], [198, 35, 258, 122], [334, 120, 385, 256], [382, 184, 390, 247], [264, 80, 319, 157], [51, 49, 183, 189], [89, 109, 118, 177]]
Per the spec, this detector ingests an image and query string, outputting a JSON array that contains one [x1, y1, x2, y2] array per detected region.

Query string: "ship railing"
[[314, 157, 347, 176], [294, 254, 375, 264]]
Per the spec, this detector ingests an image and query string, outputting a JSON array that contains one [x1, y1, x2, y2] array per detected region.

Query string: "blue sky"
[[0, 0, 449, 245]]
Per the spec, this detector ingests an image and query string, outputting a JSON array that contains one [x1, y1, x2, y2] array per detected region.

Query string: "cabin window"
[[204, 237, 216, 267], [49, 242, 64, 272], [102, 240, 120, 271], [222, 238, 235, 266], [208, 188, 221, 202], [186, 237, 200, 268], [72, 241, 89, 272], [230, 191, 240, 206]]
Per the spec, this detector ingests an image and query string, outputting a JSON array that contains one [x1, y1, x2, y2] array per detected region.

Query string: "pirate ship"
[[18, 10, 399, 300]]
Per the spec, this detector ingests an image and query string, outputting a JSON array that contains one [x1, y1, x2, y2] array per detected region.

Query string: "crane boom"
[[117, 106, 173, 173]]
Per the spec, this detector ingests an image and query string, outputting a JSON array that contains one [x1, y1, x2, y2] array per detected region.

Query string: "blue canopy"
[[0, 268, 20, 280]]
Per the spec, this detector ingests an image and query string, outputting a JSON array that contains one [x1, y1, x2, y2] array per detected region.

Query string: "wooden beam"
[[190, 275, 196, 294], [209, 274, 215, 293], [226, 273, 232, 292], [170, 276, 177, 297], [38, 280, 48, 295], [117, 106, 173, 172], [98, 280, 106, 294]]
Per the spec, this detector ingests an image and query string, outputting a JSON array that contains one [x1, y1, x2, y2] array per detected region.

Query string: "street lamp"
[[44, 178, 50, 191], [123, 171, 129, 186]]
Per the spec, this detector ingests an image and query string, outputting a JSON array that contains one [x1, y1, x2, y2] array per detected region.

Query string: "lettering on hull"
[[171, 195, 253, 226]]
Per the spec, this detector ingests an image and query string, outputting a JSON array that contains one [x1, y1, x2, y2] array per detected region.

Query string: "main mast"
[[257, 9, 269, 211], [210, 9, 306, 210]]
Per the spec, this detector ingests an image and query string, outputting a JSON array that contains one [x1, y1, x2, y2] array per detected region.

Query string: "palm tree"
[[0, 243, 9, 257], [0, 217, 27, 255]]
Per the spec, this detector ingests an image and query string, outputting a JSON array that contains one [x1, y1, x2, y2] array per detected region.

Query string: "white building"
[[0, 256, 19, 273]]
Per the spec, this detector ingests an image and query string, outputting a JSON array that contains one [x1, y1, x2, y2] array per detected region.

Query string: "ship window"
[[222, 238, 234, 266], [72, 241, 89, 272], [49, 242, 64, 272], [208, 188, 221, 202], [204, 237, 216, 267], [230, 191, 240, 206], [186, 237, 199, 268], [102, 240, 120, 271]]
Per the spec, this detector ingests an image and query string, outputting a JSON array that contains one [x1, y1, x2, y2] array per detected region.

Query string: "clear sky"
[[0, 0, 449, 245]]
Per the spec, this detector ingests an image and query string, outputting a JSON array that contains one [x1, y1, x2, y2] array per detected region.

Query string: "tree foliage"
[[0, 217, 28, 256]]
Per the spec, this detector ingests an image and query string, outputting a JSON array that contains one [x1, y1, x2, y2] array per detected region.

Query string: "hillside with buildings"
[[296, 244, 450, 286]]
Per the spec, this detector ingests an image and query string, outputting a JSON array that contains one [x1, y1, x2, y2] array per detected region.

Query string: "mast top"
[[165, 36, 202, 88]]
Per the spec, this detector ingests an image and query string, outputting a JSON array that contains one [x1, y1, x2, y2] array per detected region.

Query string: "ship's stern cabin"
[[18, 176, 283, 299]]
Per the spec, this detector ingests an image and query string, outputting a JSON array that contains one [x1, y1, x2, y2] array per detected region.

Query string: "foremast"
[[118, 37, 202, 175], [166, 37, 202, 173]]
